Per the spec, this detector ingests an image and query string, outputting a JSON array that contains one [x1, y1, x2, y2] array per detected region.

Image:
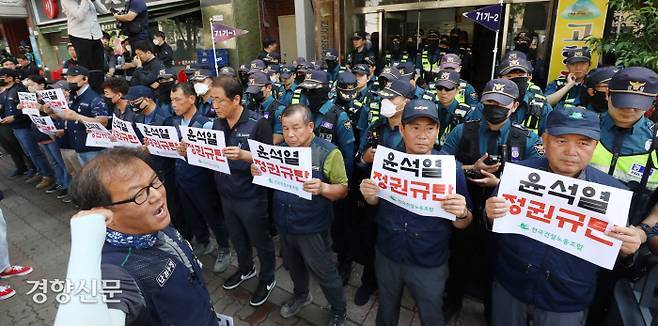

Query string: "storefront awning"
[[0, 4, 27, 18]]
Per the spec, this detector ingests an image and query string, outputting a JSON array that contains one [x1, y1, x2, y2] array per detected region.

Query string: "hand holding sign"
[[491, 163, 634, 269]]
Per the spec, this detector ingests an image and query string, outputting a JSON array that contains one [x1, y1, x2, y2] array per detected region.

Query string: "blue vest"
[[70, 88, 108, 152], [273, 137, 335, 234], [213, 109, 266, 199], [172, 110, 214, 189], [375, 149, 455, 268], [101, 227, 218, 326], [495, 157, 628, 312]]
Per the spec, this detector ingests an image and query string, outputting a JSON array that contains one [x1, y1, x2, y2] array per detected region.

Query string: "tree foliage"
[[588, 0, 658, 71]]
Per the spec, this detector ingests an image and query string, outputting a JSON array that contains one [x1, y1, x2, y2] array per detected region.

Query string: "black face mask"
[[252, 91, 265, 104], [483, 104, 510, 124], [295, 72, 306, 84], [589, 90, 608, 113], [427, 40, 439, 48], [0, 79, 7, 87], [514, 42, 530, 54], [450, 36, 459, 46], [326, 61, 338, 70], [391, 42, 401, 52], [130, 99, 145, 113], [68, 82, 80, 92], [511, 77, 529, 101], [304, 88, 328, 112]]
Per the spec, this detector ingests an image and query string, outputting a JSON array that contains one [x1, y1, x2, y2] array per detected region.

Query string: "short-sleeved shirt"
[[324, 148, 348, 186]]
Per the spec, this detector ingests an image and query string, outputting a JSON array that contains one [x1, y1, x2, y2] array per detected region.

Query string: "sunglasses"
[[436, 86, 456, 92]]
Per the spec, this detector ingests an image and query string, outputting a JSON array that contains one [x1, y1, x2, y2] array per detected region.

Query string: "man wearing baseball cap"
[[244, 71, 279, 129], [577, 66, 620, 113], [56, 65, 110, 165], [437, 53, 478, 106], [545, 46, 592, 107], [430, 69, 473, 146], [275, 64, 298, 109], [346, 31, 375, 69], [496, 56, 552, 135], [485, 106, 642, 326], [324, 48, 342, 83], [360, 98, 473, 325], [189, 69, 215, 118], [589, 67, 658, 240]]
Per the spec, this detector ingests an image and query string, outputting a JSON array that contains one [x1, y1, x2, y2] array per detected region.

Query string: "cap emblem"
[[569, 112, 583, 120], [493, 83, 506, 92], [440, 72, 451, 80], [629, 81, 646, 92]]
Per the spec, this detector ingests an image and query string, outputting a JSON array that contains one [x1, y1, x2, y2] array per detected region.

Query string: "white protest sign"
[[371, 146, 457, 220], [111, 115, 142, 148], [28, 115, 57, 135], [493, 163, 632, 270], [248, 139, 313, 200], [36, 89, 68, 112], [136, 123, 183, 159], [84, 122, 114, 148], [180, 126, 231, 174], [17, 92, 40, 116]]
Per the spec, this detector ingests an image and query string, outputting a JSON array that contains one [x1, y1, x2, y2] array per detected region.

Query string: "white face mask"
[[194, 83, 209, 96], [381, 98, 398, 118]]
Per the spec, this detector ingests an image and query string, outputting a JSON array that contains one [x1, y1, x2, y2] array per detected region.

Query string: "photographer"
[[112, 0, 149, 48]]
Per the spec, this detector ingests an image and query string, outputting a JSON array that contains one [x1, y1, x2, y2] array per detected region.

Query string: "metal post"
[[210, 17, 219, 76], [491, 0, 504, 80]]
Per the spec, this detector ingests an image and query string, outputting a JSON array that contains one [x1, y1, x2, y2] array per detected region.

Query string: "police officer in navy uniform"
[[431, 69, 473, 147], [502, 50, 544, 96], [252, 104, 349, 326], [356, 66, 400, 137], [324, 48, 342, 83], [577, 66, 620, 114], [353, 79, 415, 306], [67, 149, 222, 326], [56, 65, 110, 165], [545, 46, 591, 107], [440, 79, 542, 320], [346, 31, 375, 69], [437, 54, 478, 106], [331, 71, 363, 149], [500, 56, 552, 135], [468, 57, 552, 136], [485, 106, 643, 326], [383, 34, 410, 68], [276, 64, 298, 109], [360, 98, 474, 326], [244, 71, 280, 126], [170, 83, 232, 274], [207, 76, 277, 306]]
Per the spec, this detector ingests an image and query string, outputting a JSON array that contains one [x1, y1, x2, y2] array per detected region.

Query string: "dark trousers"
[[176, 178, 229, 249], [0, 125, 30, 172], [492, 281, 587, 326], [375, 250, 448, 326], [332, 196, 356, 268], [69, 35, 104, 93], [280, 230, 346, 315], [355, 202, 378, 289], [221, 194, 275, 283]]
